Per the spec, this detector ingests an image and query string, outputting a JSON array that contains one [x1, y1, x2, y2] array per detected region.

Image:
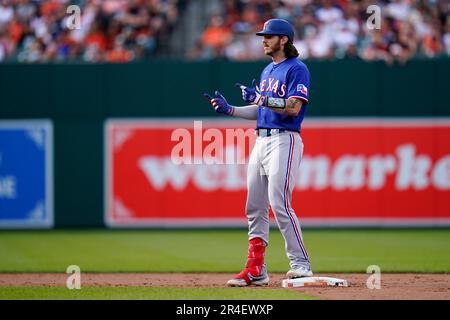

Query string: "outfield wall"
[[1, 59, 449, 228]]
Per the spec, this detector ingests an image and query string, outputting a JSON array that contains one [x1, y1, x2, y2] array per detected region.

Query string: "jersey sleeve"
[[286, 64, 310, 105]]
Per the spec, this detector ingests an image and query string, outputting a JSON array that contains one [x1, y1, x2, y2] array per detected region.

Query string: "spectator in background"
[[0, 1, 14, 29], [308, 24, 334, 59], [224, 16, 264, 61], [444, 19, 450, 55], [333, 22, 358, 58], [362, 29, 393, 64], [391, 21, 418, 64], [225, 30, 263, 61], [385, 0, 411, 22], [186, 38, 215, 60], [0, 29, 13, 61], [422, 29, 442, 57], [201, 14, 233, 58], [106, 38, 134, 62], [315, 0, 343, 26]]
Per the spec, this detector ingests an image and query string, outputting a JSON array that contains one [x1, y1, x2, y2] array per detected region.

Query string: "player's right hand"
[[203, 91, 234, 116], [235, 79, 262, 105]]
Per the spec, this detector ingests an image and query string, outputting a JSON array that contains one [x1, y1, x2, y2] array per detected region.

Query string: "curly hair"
[[284, 41, 299, 58]]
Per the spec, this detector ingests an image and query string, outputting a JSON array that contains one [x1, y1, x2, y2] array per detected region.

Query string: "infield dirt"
[[0, 273, 449, 300]]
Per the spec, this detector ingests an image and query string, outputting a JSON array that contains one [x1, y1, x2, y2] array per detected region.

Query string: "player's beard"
[[263, 38, 282, 57]]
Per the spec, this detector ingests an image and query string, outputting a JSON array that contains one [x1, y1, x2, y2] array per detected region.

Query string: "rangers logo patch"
[[297, 84, 308, 95]]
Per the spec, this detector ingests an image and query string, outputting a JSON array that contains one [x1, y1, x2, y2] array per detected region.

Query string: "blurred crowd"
[[0, 0, 181, 62], [0, 0, 449, 63], [190, 0, 450, 64]]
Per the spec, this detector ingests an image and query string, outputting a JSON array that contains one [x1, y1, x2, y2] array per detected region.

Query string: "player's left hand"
[[235, 79, 262, 105], [203, 91, 234, 116]]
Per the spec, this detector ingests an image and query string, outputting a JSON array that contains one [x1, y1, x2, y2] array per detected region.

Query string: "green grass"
[[0, 229, 449, 273], [0, 286, 316, 300]]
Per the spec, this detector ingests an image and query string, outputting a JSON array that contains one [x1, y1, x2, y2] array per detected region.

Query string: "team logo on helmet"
[[263, 21, 269, 31]]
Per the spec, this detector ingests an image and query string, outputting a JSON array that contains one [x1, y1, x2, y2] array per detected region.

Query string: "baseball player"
[[204, 19, 312, 286]]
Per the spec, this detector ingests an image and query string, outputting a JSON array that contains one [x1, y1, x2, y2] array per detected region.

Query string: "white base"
[[282, 276, 349, 288]]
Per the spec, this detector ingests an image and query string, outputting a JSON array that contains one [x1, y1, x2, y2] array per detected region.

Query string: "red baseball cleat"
[[227, 238, 269, 287], [227, 264, 269, 287]]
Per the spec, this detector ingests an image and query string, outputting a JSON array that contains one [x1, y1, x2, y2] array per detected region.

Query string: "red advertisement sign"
[[105, 119, 450, 227]]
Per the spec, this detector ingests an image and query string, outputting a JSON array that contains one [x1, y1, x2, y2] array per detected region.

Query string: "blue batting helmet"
[[256, 19, 295, 43]]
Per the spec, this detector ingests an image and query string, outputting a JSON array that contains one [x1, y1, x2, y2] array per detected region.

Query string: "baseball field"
[[1, 229, 449, 300]]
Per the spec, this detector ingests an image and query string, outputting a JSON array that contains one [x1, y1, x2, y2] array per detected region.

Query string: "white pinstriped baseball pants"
[[246, 131, 311, 270]]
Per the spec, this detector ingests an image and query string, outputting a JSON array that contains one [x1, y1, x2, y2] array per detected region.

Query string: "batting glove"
[[235, 79, 264, 106], [203, 91, 234, 116]]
